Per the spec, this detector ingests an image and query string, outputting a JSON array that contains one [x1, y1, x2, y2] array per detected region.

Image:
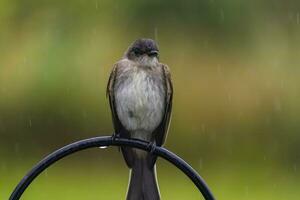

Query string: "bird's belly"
[[115, 71, 165, 135]]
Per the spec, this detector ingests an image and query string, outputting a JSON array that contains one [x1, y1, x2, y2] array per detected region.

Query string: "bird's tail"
[[126, 158, 160, 200]]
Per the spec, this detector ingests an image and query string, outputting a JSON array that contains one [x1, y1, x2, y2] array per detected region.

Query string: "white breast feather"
[[115, 68, 165, 139]]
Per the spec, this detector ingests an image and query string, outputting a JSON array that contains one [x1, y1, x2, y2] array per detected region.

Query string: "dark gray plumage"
[[107, 38, 173, 200]]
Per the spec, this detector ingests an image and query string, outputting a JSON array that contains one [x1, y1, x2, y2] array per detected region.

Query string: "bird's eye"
[[133, 49, 142, 56]]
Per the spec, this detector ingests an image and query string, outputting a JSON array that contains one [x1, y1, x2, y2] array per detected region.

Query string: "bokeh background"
[[1, 0, 300, 199]]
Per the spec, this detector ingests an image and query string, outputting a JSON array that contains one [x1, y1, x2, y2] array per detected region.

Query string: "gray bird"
[[107, 38, 173, 200]]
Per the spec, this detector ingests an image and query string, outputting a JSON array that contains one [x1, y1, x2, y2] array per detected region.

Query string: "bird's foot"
[[147, 142, 156, 154], [111, 133, 119, 143]]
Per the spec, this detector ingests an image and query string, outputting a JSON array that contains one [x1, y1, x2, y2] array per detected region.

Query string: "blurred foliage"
[[1, 0, 300, 199]]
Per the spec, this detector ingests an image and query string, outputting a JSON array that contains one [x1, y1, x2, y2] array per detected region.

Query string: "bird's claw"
[[111, 133, 118, 143], [147, 142, 156, 154]]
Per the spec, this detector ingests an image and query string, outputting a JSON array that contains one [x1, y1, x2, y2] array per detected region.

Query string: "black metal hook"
[[9, 136, 215, 200]]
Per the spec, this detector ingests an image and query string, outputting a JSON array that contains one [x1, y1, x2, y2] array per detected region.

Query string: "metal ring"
[[9, 136, 215, 200]]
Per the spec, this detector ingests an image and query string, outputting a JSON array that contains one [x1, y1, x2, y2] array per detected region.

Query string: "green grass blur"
[[1, 0, 300, 199]]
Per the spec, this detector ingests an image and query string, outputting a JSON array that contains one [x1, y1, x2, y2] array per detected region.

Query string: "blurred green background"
[[1, 0, 300, 199]]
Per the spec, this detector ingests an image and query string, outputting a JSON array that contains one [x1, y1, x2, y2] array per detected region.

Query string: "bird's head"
[[125, 38, 159, 66]]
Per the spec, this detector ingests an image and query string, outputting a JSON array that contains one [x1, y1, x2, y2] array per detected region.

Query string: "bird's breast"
[[114, 68, 165, 135]]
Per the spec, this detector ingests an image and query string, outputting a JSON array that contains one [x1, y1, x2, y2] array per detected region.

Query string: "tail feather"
[[126, 159, 160, 200]]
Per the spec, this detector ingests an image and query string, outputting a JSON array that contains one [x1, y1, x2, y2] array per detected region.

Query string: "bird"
[[106, 38, 173, 200]]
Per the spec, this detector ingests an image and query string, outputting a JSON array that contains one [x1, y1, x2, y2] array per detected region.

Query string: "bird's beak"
[[147, 50, 158, 57]]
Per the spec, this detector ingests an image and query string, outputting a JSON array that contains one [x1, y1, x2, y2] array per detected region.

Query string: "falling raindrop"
[[288, 11, 293, 21], [220, 9, 224, 22], [245, 186, 249, 196], [29, 119, 32, 128], [273, 97, 281, 112], [43, 71, 48, 81], [199, 158, 203, 170], [82, 110, 87, 119], [217, 64, 222, 76], [280, 80, 284, 89], [210, 131, 216, 141], [154, 27, 158, 41], [227, 93, 232, 102], [1, 86, 6, 93], [95, 0, 98, 9], [201, 124, 206, 133], [265, 117, 270, 125], [14, 143, 20, 154], [297, 12, 299, 24], [0, 119, 4, 131], [1, 163, 6, 171]]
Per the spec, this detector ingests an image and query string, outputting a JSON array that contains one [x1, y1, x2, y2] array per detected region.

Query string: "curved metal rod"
[[9, 136, 215, 200]]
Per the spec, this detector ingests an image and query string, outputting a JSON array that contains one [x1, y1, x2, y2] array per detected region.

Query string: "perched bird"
[[107, 38, 173, 200]]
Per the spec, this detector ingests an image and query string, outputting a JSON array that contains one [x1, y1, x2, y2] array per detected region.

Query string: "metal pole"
[[9, 136, 215, 200]]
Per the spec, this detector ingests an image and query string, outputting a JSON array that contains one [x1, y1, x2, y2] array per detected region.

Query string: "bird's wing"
[[106, 63, 122, 135], [106, 63, 133, 168], [154, 64, 173, 147]]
